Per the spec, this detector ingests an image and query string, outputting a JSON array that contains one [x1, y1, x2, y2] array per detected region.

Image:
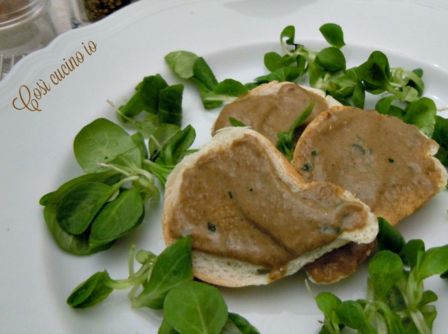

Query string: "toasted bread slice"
[[212, 81, 340, 144], [293, 106, 447, 283], [293, 106, 447, 224], [304, 240, 377, 284], [164, 127, 378, 287]]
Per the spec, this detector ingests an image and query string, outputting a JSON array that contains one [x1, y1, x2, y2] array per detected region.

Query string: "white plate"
[[1, 0, 447, 333]]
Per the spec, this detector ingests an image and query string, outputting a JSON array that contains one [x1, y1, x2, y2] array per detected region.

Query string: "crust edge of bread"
[[163, 127, 378, 287], [245, 81, 341, 107]]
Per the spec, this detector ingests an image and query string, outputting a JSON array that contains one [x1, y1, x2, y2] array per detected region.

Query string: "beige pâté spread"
[[293, 107, 445, 225], [213, 83, 329, 144], [167, 134, 368, 270]]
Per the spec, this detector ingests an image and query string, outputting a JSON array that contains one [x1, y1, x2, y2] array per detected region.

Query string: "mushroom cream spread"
[[293, 106, 447, 225], [166, 134, 369, 270], [213, 83, 332, 144]]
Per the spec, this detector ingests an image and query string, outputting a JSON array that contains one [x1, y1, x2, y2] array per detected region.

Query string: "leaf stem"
[[410, 310, 431, 334], [106, 253, 157, 290], [110, 175, 139, 193], [98, 162, 132, 176], [128, 244, 137, 277]]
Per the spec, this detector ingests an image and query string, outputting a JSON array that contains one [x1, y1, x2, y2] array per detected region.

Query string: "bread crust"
[[164, 127, 378, 287]]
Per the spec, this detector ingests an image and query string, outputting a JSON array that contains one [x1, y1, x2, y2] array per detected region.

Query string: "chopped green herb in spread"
[[301, 162, 313, 172], [207, 222, 217, 232], [228, 191, 234, 199], [351, 143, 366, 155], [388, 158, 395, 163], [320, 225, 341, 234]]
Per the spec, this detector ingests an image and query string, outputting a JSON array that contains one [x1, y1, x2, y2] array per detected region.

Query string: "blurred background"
[[0, 0, 137, 80]]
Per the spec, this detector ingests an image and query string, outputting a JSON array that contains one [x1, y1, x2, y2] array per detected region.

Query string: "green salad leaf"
[[154, 125, 196, 166], [44, 203, 114, 255], [67, 271, 113, 308], [55, 182, 113, 235], [39, 171, 121, 206], [223, 313, 260, 334], [89, 188, 144, 248], [41, 74, 195, 255], [315, 292, 343, 333], [74, 118, 143, 173], [276, 103, 313, 160], [67, 239, 259, 334], [316, 47, 346, 72], [117, 76, 173, 119], [164, 281, 228, 334], [368, 251, 404, 301], [144, 124, 196, 185], [432, 115, 448, 166], [158, 319, 179, 334], [400, 239, 425, 269], [416, 245, 448, 280], [213, 79, 249, 97], [165, 51, 248, 109], [319, 23, 345, 48], [356, 50, 391, 89], [163, 281, 228, 334], [41, 172, 122, 255], [43, 117, 155, 255], [377, 217, 405, 253], [316, 236, 448, 334], [165, 50, 198, 79], [158, 84, 184, 126], [336, 301, 376, 334], [193, 56, 219, 91], [280, 25, 296, 48], [404, 97, 436, 136], [134, 237, 193, 309], [118, 74, 183, 126]]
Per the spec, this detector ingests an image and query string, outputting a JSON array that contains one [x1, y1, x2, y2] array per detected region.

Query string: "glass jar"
[[70, 0, 133, 25], [0, 0, 57, 78]]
